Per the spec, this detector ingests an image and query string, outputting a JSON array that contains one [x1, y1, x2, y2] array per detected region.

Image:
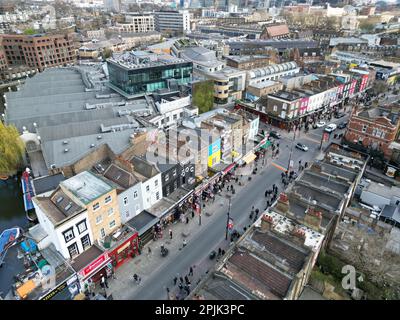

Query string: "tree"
[[192, 80, 214, 114], [0, 122, 25, 176], [102, 48, 113, 60], [23, 28, 36, 35], [372, 80, 388, 95]]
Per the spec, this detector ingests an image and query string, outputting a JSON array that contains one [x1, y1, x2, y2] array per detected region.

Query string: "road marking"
[[303, 136, 321, 144], [271, 162, 287, 172]]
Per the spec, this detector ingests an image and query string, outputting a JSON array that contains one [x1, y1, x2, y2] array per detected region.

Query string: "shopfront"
[[39, 274, 80, 300], [72, 246, 112, 289], [107, 229, 139, 269]]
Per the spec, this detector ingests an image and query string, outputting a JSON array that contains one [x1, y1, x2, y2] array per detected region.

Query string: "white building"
[[154, 10, 190, 34], [246, 62, 300, 87], [115, 15, 155, 33], [102, 163, 145, 224], [33, 188, 94, 259], [148, 95, 193, 130], [130, 156, 163, 210]]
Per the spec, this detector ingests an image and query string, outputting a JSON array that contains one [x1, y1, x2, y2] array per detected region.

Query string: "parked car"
[[335, 112, 346, 118], [338, 122, 348, 129], [295, 143, 309, 151], [315, 121, 326, 128], [324, 123, 337, 133], [269, 131, 281, 139]]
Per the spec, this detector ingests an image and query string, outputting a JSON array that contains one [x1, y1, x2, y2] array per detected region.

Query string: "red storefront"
[[106, 226, 139, 269], [73, 245, 112, 288]]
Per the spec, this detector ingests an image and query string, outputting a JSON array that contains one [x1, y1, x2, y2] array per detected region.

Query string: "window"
[[273, 105, 277, 112], [155, 180, 158, 187], [63, 228, 75, 243], [135, 204, 140, 213], [173, 169, 177, 176], [165, 174, 169, 182], [109, 220, 116, 229], [100, 228, 106, 239], [67, 243, 79, 258], [81, 234, 91, 251], [362, 125, 367, 133], [93, 202, 100, 211], [156, 192, 160, 200], [146, 185, 150, 192], [133, 191, 138, 198], [76, 220, 87, 235], [173, 114, 178, 120], [123, 197, 128, 206], [108, 208, 114, 216], [96, 215, 103, 225], [105, 195, 112, 204]]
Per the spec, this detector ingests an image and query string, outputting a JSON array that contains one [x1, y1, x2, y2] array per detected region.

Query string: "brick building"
[[344, 105, 400, 159], [260, 24, 290, 40], [225, 55, 272, 70], [0, 33, 76, 72]]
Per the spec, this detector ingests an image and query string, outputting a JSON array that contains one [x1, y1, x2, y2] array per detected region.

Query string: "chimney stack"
[[291, 227, 306, 246], [304, 206, 323, 230], [276, 192, 290, 213], [260, 214, 275, 233]]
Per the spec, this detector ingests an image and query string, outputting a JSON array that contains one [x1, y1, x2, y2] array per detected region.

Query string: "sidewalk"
[[100, 155, 273, 299]]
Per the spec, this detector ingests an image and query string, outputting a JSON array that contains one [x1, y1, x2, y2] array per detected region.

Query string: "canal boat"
[[0, 227, 22, 266]]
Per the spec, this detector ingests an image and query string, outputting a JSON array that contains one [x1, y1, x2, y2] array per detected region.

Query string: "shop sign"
[[80, 253, 108, 278], [40, 281, 68, 300], [117, 241, 131, 255]]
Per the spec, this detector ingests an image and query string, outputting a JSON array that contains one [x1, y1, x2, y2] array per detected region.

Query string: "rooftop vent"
[[63, 140, 68, 145], [97, 135, 102, 139], [64, 148, 69, 153], [90, 144, 95, 148]]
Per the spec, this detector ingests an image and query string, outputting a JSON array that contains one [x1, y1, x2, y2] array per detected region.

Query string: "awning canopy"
[[16, 280, 36, 299], [242, 152, 257, 164]]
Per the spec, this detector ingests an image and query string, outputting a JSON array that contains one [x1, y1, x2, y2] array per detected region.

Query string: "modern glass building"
[[107, 51, 193, 98]]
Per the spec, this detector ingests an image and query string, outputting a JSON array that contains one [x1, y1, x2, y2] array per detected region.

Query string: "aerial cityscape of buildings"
[[0, 0, 399, 304]]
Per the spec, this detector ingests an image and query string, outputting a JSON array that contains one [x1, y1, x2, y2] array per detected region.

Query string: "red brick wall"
[[345, 114, 398, 158]]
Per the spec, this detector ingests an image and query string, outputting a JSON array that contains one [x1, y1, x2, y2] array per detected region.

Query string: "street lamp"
[[287, 130, 296, 172], [225, 195, 232, 241]]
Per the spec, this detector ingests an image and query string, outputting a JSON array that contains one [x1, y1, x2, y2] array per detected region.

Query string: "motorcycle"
[[160, 245, 169, 257]]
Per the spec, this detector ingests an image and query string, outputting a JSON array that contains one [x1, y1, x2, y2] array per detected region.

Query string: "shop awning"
[[223, 163, 235, 175], [242, 152, 257, 164], [258, 140, 271, 150], [16, 280, 36, 299]]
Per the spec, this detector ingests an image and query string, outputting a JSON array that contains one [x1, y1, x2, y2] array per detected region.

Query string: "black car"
[[338, 122, 348, 129], [269, 131, 281, 139], [335, 112, 346, 118]]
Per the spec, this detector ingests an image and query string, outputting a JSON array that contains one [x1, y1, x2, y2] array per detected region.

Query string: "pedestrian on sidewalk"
[[192, 210, 195, 218], [173, 276, 178, 285], [189, 266, 193, 276], [101, 275, 108, 289], [186, 216, 189, 224], [185, 275, 190, 284], [169, 229, 173, 239], [182, 239, 187, 248], [179, 276, 184, 284]]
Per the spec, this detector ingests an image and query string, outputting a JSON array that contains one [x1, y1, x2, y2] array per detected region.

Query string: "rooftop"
[[71, 245, 104, 272], [34, 188, 85, 226], [32, 173, 66, 196], [107, 51, 189, 71], [61, 171, 114, 205], [103, 163, 139, 190]]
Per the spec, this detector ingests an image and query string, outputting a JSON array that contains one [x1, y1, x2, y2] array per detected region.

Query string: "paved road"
[[128, 130, 323, 300]]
